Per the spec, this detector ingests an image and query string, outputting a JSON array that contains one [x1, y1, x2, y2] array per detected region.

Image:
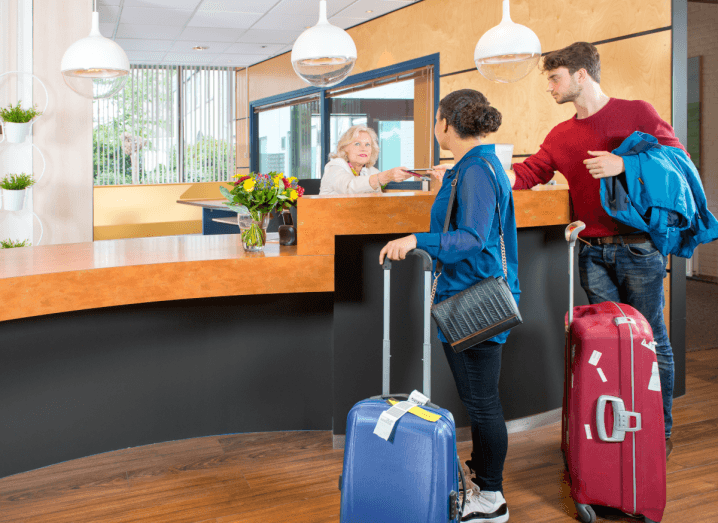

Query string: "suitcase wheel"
[[575, 503, 596, 523]]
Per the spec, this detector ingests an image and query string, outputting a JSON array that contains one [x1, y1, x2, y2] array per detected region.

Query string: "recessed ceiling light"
[[366, 10, 373, 13], [192, 46, 208, 51]]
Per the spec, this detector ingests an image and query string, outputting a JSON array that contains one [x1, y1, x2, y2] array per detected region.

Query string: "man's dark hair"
[[541, 42, 601, 83]]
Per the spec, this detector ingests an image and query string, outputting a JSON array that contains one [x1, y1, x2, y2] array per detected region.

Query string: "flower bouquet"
[[219, 171, 304, 251]]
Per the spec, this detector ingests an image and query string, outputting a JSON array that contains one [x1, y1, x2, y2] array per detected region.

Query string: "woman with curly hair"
[[379, 89, 520, 523], [319, 124, 413, 195]]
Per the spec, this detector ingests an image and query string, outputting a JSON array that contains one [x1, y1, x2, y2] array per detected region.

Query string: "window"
[[328, 78, 418, 172], [255, 95, 321, 179], [250, 55, 438, 181], [93, 65, 236, 186]]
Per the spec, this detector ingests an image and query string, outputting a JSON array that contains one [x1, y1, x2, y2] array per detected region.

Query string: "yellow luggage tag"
[[387, 398, 441, 422]]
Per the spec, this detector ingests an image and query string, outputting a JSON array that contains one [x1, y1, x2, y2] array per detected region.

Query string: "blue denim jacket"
[[415, 145, 520, 344], [601, 131, 718, 257]]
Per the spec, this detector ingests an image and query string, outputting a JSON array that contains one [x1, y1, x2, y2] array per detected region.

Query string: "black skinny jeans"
[[442, 340, 508, 493]]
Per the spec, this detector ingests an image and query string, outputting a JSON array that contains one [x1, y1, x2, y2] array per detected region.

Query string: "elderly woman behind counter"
[[319, 125, 413, 195]]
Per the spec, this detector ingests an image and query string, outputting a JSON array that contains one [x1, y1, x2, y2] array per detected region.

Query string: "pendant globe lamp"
[[474, 0, 542, 83], [291, 0, 357, 88], [61, 0, 129, 99]]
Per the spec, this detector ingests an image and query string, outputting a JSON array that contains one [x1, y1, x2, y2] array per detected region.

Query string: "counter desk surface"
[[0, 188, 570, 323]]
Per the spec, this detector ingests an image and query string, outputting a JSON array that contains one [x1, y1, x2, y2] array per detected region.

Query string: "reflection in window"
[[257, 98, 320, 179]]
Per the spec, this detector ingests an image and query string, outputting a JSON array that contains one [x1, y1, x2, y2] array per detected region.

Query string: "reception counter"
[[0, 187, 684, 478]]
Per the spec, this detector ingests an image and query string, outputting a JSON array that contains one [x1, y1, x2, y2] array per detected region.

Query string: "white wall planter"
[[0, 121, 33, 144], [2, 189, 27, 211]]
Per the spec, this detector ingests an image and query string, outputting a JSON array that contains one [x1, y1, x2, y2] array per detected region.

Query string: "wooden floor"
[[1, 348, 716, 523]]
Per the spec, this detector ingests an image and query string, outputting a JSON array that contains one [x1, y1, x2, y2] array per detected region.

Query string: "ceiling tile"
[[121, 7, 194, 25], [269, 0, 322, 16], [123, 0, 203, 8], [188, 11, 264, 29], [98, 6, 121, 24], [235, 29, 301, 44], [328, 16, 369, 30], [116, 23, 185, 39], [198, 0, 280, 13], [251, 13, 318, 31], [169, 40, 234, 53], [322, 0, 360, 17], [338, 0, 398, 19], [177, 26, 244, 42], [99, 23, 116, 38], [116, 39, 175, 51], [219, 53, 271, 65], [224, 42, 284, 54], [126, 51, 168, 62], [163, 52, 222, 64]]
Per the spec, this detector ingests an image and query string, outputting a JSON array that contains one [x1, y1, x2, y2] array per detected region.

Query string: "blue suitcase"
[[339, 250, 465, 523]]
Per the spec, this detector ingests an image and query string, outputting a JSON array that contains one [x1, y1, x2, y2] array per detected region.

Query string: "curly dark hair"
[[541, 42, 601, 83], [438, 89, 501, 139]]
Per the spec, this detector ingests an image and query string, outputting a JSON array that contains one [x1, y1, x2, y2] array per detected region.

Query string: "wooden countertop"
[[0, 235, 333, 323], [296, 187, 570, 256], [1, 188, 569, 323]]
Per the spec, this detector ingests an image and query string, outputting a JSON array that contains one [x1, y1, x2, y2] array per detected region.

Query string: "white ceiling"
[[96, 0, 422, 68]]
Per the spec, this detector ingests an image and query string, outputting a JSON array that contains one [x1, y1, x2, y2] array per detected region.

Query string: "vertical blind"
[[93, 65, 236, 185]]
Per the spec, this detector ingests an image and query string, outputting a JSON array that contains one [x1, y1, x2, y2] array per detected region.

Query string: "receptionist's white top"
[[319, 158, 381, 195]]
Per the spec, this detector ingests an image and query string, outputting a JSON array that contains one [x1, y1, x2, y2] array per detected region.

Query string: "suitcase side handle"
[[596, 395, 642, 442], [369, 393, 441, 411]]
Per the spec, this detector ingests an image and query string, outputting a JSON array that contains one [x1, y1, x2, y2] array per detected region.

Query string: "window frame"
[[249, 53, 440, 176]]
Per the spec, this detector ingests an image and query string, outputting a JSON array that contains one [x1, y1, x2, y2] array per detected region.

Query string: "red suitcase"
[[561, 222, 666, 523]]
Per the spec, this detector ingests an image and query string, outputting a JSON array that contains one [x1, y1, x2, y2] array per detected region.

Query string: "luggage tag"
[[373, 390, 440, 441]]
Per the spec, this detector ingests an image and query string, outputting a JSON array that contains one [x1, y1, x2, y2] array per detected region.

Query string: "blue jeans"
[[442, 341, 507, 493], [578, 240, 674, 439]]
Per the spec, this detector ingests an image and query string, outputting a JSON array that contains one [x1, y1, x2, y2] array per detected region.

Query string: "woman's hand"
[[379, 235, 418, 264], [385, 167, 413, 183], [372, 167, 413, 189]]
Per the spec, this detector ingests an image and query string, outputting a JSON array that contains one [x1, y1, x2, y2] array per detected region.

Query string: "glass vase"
[[237, 211, 270, 252]]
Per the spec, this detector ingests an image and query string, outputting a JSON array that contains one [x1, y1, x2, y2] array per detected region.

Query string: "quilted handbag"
[[431, 158, 522, 353]]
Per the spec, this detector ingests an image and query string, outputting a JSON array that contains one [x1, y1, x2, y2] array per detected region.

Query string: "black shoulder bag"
[[430, 158, 522, 353]]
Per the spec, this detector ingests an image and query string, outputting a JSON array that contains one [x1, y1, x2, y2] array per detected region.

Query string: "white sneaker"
[[461, 488, 509, 522]]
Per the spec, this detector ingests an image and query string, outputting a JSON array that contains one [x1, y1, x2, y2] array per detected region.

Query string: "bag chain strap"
[[430, 158, 507, 306]]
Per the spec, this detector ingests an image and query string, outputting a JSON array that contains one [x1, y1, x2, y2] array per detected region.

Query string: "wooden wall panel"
[[248, 53, 308, 102], [236, 67, 248, 119], [414, 72, 434, 169], [245, 0, 671, 107], [439, 30, 672, 157]]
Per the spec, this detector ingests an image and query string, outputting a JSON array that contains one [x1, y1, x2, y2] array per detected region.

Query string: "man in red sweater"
[[509, 42, 682, 459]]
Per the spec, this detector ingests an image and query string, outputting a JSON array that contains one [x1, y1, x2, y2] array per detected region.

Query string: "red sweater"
[[513, 98, 686, 237]]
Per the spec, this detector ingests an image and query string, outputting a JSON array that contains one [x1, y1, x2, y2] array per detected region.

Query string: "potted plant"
[[0, 238, 31, 249], [0, 101, 43, 144], [219, 172, 304, 252], [1, 173, 36, 211]]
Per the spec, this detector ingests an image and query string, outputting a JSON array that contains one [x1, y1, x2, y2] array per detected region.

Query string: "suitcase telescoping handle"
[[381, 248, 434, 399], [565, 221, 586, 328]]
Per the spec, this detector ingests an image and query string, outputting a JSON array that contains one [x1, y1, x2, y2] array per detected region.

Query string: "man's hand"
[[429, 164, 454, 185], [379, 235, 418, 264], [584, 151, 625, 179]]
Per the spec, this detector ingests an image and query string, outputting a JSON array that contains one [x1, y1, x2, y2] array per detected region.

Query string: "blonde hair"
[[330, 125, 380, 167]]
